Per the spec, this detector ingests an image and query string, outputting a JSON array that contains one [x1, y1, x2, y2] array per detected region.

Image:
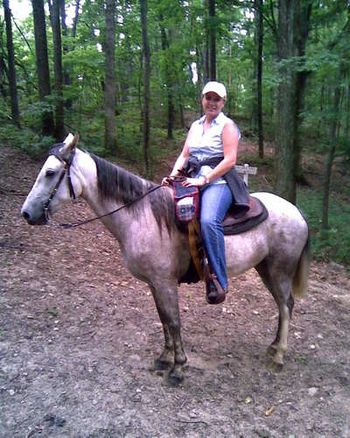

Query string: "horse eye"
[[46, 169, 56, 178]]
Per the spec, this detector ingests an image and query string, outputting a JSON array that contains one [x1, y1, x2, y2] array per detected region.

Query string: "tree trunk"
[[345, 77, 350, 141], [103, 0, 117, 154], [274, 0, 311, 203], [50, 0, 65, 140], [321, 73, 343, 233], [159, 14, 174, 139], [208, 0, 216, 81], [59, 0, 72, 109], [0, 54, 8, 98], [294, 1, 312, 182], [71, 0, 80, 38], [31, 0, 55, 136], [140, 0, 150, 175], [274, 0, 297, 202], [255, 0, 264, 158], [3, 0, 20, 127]]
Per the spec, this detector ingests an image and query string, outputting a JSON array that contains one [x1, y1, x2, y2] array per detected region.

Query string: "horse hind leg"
[[256, 261, 294, 370], [149, 284, 187, 385], [267, 294, 294, 359]]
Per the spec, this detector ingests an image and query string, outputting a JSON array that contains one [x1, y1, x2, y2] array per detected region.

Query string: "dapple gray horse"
[[21, 134, 310, 384]]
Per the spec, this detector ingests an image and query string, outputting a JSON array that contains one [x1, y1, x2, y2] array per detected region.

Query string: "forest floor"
[[0, 142, 350, 437]]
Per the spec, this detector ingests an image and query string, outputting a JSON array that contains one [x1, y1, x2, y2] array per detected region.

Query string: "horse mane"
[[89, 153, 176, 233]]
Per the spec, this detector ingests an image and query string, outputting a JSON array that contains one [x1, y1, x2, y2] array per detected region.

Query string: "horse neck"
[[74, 149, 150, 241]]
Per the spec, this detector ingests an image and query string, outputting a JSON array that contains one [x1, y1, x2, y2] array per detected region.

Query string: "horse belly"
[[224, 228, 269, 277]]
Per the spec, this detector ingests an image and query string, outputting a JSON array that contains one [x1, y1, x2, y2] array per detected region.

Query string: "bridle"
[[43, 147, 77, 221]]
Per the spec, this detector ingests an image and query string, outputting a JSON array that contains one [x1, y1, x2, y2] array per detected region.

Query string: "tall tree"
[[294, 0, 312, 182], [274, 0, 311, 203], [255, 0, 264, 158], [159, 13, 174, 139], [207, 0, 216, 81], [321, 8, 350, 233], [321, 80, 341, 233], [71, 0, 80, 38], [49, 0, 65, 140], [103, 0, 117, 154], [140, 0, 150, 174], [31, 0, 55, 136], [59, 0, 72, 109], [3, 0, 20, 127]]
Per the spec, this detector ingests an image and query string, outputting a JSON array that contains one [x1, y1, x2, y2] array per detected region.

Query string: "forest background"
[[1, 0, 350, 266]]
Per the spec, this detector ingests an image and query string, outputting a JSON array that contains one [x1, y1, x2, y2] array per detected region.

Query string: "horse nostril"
[[22, 210, 30, 221]]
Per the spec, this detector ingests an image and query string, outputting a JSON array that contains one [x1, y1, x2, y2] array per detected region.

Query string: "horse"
[[21, 133, 310, 385]]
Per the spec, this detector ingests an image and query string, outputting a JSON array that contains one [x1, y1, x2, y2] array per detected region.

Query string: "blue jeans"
[[200, 183, 233, 289]]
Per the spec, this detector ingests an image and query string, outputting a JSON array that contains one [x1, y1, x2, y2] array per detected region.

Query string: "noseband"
[[43, 146, 76, 219]]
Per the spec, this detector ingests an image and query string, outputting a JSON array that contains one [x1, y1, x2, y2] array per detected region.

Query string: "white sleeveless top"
[[187, 112, 239, 184]]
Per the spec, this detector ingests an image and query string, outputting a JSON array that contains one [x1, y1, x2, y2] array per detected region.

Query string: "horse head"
[[21, 133, 81, 225]]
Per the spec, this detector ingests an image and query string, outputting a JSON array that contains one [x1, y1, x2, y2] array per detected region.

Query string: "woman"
[[162, 81, 249, 304]]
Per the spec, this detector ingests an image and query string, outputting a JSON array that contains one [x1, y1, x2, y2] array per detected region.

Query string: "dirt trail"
[[0, 146, 349, 437]]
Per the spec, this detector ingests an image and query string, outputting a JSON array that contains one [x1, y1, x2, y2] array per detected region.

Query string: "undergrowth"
[[298, 188, 350, 267]]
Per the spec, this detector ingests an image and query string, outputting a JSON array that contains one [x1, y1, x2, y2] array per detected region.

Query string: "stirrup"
[[205, 275, 227, 305]]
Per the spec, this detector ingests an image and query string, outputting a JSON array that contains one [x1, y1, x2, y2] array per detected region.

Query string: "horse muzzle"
[[21, 208, 48, 225]]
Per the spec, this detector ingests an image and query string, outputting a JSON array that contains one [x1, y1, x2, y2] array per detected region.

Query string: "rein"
[[58, 184, 162, 229]]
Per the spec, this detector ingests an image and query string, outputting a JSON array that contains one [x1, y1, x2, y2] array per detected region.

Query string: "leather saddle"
[[223, 195, 268, 235]]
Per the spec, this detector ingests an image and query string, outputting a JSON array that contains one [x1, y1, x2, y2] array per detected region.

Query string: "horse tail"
[[292, 228, 311, 298]]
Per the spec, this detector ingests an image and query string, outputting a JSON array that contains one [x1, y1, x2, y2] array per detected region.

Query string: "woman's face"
[[202, 92, 225, 119]]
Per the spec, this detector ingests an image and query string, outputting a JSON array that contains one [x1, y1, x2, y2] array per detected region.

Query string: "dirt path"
[[1, 146, 349, 437]]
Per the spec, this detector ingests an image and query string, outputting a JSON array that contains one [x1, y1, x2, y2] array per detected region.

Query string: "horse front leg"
[[149, 284, 187, 385], [154, 324, 174, 370]]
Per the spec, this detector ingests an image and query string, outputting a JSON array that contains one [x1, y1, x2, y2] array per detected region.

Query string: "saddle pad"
[[223, 196, 268, 235]]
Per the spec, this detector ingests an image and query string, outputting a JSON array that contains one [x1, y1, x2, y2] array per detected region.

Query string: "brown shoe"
[[206, 276, 227, 305]]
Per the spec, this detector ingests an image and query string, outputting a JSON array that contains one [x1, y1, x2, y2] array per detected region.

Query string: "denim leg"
[[200, 183, 233, 289]]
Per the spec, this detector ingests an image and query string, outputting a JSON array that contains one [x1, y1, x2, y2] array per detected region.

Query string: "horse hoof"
[[268, 360, 284, 373], [153, 359, 172, 371], [266, 345, 278, 357], [167, 369, 184, 386]]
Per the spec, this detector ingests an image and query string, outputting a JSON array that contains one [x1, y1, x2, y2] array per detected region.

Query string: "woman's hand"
[[161, 176, 172, 186], [182, 176, 207, 187]]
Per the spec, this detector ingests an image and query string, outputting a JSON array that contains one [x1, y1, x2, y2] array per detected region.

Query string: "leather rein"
[[45, 148, 162, 229]]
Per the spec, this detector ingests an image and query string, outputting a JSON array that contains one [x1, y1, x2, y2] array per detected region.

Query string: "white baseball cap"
[[202, 81, 227, 100]]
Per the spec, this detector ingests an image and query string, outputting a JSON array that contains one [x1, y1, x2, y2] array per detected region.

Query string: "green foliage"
[[0, 117, 53, 158], [298, 188, 350, 265]]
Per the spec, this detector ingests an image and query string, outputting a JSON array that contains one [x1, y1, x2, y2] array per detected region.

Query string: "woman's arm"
[[169, 143, 190, 177]]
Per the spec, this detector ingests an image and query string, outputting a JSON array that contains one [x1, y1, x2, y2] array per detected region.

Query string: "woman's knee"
[[200, 215, 220, 233]]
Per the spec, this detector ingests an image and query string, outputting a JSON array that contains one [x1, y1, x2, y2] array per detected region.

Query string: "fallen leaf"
[[265, 406, 275, 416]]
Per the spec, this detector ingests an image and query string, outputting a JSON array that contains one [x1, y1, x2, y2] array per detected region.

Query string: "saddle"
[[223, 195, 268, 235]]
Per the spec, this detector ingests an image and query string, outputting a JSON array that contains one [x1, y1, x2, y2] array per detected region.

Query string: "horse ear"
[[58, 133, 79, 160], [73, 133, 79, 147], [63, 133, 79, 149]]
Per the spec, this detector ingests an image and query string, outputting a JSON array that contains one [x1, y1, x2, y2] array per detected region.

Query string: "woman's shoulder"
[[218, 112, 235, 125], [220, 113, 240, 137], [191, 115, 205, 126]]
